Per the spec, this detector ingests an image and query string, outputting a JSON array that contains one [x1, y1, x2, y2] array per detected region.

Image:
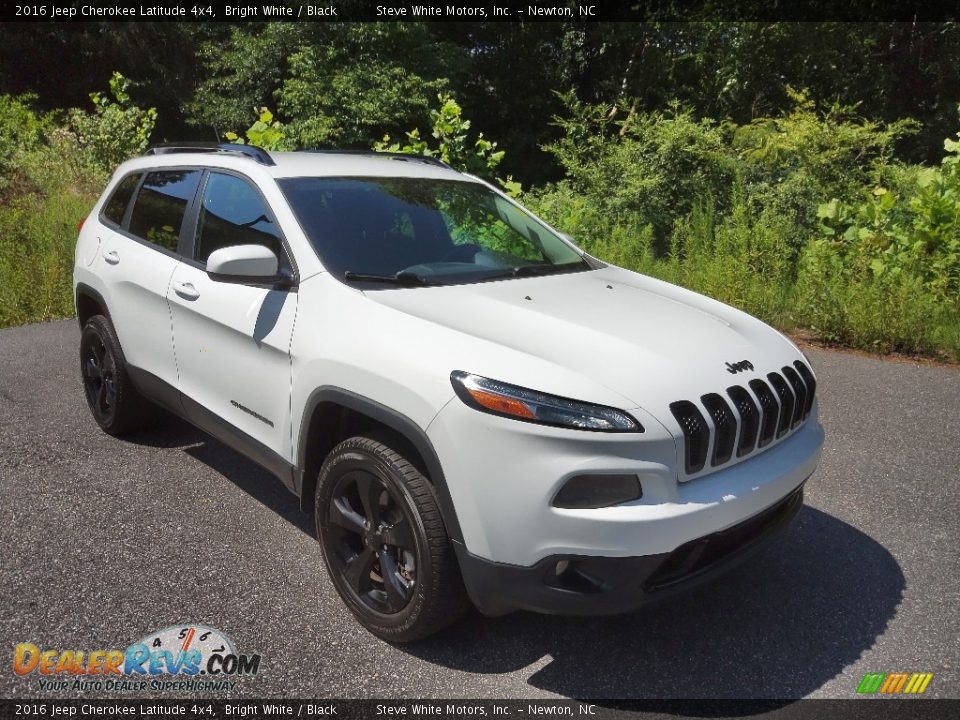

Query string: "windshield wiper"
[[487, 262, 589, 279], [510, 264, 561, 276], [343, 270, 435, 286]]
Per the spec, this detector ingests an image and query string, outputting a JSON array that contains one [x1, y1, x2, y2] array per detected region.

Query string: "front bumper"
[[428, 396, 824, 566], [455, 483, 805, 616]]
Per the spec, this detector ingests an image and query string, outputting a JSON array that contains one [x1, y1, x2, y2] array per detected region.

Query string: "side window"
[[128, 170, 202, 252], [195, 173, 283, 265], [102, 173, 141, 227]]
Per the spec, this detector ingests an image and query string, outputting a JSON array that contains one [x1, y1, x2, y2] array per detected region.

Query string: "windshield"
[[278, 177, 590, 286]]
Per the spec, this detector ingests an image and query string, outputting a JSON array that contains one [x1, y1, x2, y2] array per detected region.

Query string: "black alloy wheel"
[[79, 314, 154, 435], [315, 434, 470, 642], [327, 468, 419, 614], [81, 328, 117, 425]]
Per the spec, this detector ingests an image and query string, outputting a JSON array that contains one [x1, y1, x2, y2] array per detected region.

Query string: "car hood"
[[366, 266, 803, 415]]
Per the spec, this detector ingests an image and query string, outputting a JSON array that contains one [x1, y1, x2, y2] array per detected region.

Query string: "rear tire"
[[315, 433, 470, 642], [79, 314, 155, 435]]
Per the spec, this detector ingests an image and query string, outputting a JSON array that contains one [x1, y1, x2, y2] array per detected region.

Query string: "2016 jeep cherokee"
[[73, 143, 824, 641]]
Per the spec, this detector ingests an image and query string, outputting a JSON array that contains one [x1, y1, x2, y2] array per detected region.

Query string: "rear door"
[[167, 170, 298, 476], [98, 168, 202, 395]]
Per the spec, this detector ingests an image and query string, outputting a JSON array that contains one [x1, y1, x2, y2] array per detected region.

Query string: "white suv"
[[74, 144, 824, 641]]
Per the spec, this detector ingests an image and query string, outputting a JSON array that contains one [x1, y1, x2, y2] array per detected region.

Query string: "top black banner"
[[3, 0, 960, 23]]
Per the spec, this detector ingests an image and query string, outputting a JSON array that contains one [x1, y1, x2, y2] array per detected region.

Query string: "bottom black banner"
[[1, 699, 959, 720]]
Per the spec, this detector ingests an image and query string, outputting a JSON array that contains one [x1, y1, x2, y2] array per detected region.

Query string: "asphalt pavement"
[[1, 319, 958, 700]]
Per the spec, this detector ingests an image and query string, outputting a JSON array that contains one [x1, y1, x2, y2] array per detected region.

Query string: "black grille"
[[793, 360, 817, 418], [670, 401, 709, 474], [726, 385, 760, 456], [766, 372, 794, 438], [781, 366, 807, 428], [749, 379, 779, 448], [701, 393, 736, 466], [672, 365, 817, 477]]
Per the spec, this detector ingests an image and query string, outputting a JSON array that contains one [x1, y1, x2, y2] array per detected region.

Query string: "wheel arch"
[[75, 283, 110, 328], [296, 387, 463, 543]]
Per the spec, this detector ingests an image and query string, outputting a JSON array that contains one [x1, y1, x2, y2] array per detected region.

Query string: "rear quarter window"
[[128, 169, 202, 252], [101, 173, 141, 227]]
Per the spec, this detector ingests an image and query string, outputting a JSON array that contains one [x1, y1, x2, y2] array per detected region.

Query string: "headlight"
[[450, 371, 643, 432]]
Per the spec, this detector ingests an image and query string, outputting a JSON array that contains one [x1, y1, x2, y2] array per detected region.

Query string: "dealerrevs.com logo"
[[13, 625, 261, 693]]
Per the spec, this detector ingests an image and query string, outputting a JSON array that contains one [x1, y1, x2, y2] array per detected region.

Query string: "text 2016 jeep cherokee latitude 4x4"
[[74, 144, 824, 641]]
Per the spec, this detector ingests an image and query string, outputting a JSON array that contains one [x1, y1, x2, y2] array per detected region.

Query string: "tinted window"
[[278, 177, 587, 286], [195, 173, 282, 264], [128, 170, 202, 252], [102, 173, 141, 227]]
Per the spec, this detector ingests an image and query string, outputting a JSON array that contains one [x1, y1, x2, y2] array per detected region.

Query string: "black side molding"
[[125, 365, 296, 493]]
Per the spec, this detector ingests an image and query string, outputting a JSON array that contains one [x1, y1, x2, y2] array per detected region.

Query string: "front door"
[[167, 171, 298, 471]]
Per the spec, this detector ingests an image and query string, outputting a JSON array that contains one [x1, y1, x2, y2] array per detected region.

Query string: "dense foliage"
[[526, 94, 959, 358], [0, 22, 958, 360], [0, 75, 155, 327]]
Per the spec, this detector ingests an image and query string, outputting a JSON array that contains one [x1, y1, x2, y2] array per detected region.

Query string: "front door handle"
[[102, 250, 120, 265], [173, 281, 200, 301]]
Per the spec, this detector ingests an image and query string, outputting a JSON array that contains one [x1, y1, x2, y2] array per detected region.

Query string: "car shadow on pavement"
[[128, 413, 315, 536], [403, 505, 904, 705], [128, 418, 903, 705]]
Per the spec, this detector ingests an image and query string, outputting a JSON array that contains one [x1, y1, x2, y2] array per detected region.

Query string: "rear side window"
[[128, 170, 202, 252], [102, 173, 141, 227], [194, 173, 282, 264]]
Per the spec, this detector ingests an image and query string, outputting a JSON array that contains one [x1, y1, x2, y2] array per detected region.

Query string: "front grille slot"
[[781, 366, 807, 428], [701, 393, 736, 466], [749, 379, 779, 448], [766, 372, 794, 438], [670, 401, 709, 474], [726, 385, 759, 456], [793, 360, 816, 418]]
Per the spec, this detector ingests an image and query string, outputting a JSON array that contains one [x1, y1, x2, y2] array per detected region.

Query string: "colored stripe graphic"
[[857, 673, 885, 693], [880, 673, 909, 695], [911, 673, 933, 694], [858, 672, 933, 695]]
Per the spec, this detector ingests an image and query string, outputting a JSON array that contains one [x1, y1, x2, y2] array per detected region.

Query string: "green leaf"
[[817, 199, 840, 220]]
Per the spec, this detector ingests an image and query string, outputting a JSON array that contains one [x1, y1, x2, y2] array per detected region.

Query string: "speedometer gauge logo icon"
[[134, 624, 237, 674]]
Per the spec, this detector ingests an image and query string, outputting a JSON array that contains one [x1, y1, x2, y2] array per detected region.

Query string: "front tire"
[[79, 314, 154, 435], [315, 434, 469, 642]]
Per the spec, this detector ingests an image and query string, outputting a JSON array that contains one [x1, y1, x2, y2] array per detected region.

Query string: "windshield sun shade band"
[[450, 371, 642, 433]]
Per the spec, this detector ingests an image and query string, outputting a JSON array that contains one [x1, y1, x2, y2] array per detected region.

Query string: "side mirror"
[[207, 244, 285, 284]]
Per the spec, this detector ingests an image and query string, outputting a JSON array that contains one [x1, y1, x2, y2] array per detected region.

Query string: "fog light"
[[552, 474, 642, 509], [555, 560, 570, 576]]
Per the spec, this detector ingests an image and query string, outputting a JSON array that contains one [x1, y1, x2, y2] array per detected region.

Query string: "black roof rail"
[[297, 148, 451, 169], [145, 142, 275, 167]]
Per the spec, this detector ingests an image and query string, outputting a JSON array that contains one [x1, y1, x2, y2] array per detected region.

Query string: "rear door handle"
[[173, 281, 200, 301], [102, 250, 120, 265]]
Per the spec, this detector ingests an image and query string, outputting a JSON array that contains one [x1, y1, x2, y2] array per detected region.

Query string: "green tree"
[[374, 94, 521, 196], [68, 72, 157, 173], [225, 106, 293, 151], [277, 24, 460, 148]]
